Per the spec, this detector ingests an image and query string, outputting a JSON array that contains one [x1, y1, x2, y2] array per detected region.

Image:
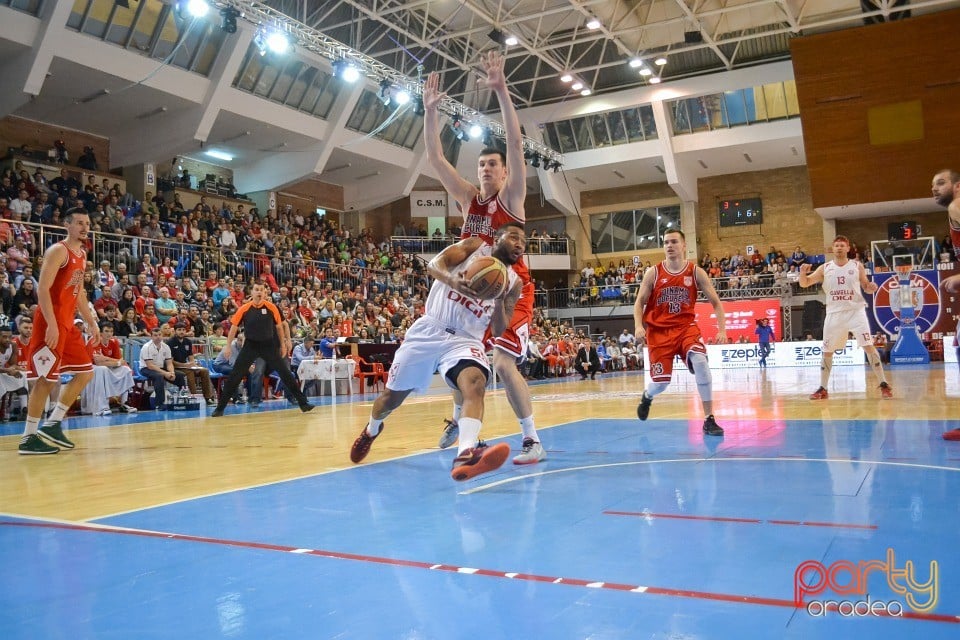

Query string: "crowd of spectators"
[[0, 159, 440, 350]]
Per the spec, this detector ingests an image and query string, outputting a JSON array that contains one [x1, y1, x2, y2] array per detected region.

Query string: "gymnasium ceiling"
[[258, 0, 960, 110]]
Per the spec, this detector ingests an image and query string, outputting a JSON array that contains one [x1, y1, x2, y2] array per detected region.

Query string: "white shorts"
[[823, 309, 873, 352], [386, 319, 490, 393]]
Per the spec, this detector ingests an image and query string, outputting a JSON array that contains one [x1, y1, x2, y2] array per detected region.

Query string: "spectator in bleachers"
[[12, 278, 37, 320], [154, 287, 177, 324], [116, 307, 145, 338], [790, 245, 806, 268]]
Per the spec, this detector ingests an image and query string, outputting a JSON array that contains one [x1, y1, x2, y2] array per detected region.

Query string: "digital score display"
[[719, 197, 763, 227], [887, 221, 919, 240]]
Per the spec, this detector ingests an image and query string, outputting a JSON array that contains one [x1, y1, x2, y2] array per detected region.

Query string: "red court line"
[[1, 520, 956, 624], [604, 511, 876, 530]]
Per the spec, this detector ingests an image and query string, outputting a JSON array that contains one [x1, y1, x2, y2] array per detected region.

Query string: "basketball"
[[464, 256, 508, 299]]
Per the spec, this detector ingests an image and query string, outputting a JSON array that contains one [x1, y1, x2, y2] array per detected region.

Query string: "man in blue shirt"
[[755, 318, 775, 368], [319, 328, 339, 359]]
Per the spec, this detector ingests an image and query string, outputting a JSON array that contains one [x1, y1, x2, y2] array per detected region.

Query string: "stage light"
[[332, 59, 360, 82], [394, 89, 411, 105], [504, 35, 518, 46], [530, 154, 541, 169], [205, 150, 233, 162], [219, 7, 238, 33], [185, 0, 209, 18], [379, 79, 392, 106], [451, 115, 468, 141], [469, 124, 483, 139], [413, 97, 425, 116], [266, 31, 290, 54]]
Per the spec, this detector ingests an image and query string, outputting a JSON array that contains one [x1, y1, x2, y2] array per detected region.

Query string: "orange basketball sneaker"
[[450, 442, 510, 481], [943, 429, 960, 441], [809, 387, 829, 400]]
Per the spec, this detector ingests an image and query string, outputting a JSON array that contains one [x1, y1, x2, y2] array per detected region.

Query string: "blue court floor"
[[2, 392, 958, 639]]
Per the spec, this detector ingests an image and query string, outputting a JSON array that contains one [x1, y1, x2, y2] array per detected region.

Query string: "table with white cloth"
[[296, 358, 356, 395]]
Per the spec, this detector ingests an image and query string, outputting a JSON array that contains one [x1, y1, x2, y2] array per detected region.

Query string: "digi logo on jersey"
[[871, 271, 941, 335]]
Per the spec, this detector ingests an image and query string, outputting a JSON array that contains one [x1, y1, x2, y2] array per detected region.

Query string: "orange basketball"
[[464, 256, 508, 299]]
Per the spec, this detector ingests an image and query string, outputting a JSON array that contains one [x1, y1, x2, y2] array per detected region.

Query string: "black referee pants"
[[215, 339, 308, 411]]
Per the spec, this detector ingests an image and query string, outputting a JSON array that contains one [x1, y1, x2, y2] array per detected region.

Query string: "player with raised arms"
[[422, 50, 544, 464]]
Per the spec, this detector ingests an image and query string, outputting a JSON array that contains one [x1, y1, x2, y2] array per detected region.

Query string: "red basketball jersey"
[[643, 261, 699, 331], [92, 337, 122, 360], [461, 193, 530, 284], [38, 242, 86, 329], [12, 336, 27, 368]]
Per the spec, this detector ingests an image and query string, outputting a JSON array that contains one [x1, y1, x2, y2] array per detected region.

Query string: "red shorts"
[[484, 281, 535, 358], [27, 320, 94, 381], [646, 324, 706, 383]]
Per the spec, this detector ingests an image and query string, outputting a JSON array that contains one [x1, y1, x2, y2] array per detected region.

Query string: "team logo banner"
[[870, 269, 942, 335]]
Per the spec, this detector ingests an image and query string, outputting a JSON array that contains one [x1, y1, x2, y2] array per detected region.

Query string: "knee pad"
[[688, 351, 712, 385]]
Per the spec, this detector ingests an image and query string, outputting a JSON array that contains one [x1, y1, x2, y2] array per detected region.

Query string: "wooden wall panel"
[[0, 115, 111, 169], [791, 9, 960, 208]]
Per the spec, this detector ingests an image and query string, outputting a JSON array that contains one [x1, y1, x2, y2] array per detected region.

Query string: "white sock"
[[24, 416, 39, 436], [456, 417, 483, 454], [519, 415, 538, 441], [452, 403, 463, 423], [48, 402, 70, 423], [366, 417, 384, 437]]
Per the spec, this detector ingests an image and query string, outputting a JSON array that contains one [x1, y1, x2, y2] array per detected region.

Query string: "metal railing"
[[389, 235, 572, 256]]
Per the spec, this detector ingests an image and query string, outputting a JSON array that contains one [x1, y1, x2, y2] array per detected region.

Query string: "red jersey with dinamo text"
[[37, 242, 86, 329], [461, 193, 530, 284], [643, 261, 699, 330]]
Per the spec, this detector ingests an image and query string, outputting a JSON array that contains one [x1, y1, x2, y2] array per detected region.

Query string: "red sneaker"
[[809, 387, 828, 400], [879, 382, 893, 399], [450, 442, 511, 481], [350, 423, 384, 464], [943, 429, 960, 441]]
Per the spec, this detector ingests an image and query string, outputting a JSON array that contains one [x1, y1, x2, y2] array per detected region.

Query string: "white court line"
[[458, 457, 960, 494]]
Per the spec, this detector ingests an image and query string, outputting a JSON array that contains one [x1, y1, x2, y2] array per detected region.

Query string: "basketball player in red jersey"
[[633, 229, 727, 436], [18, 208, 99, 455], [423, 50, 544, 464]]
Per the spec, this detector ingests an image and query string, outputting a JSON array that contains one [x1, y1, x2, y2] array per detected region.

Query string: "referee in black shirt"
[[211, 283, 313, 417]]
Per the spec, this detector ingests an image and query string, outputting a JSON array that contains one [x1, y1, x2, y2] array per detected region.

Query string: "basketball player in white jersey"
[[799, 235, 893, 400], [423, 50, 545, 465], [350, 224, 526, 481]]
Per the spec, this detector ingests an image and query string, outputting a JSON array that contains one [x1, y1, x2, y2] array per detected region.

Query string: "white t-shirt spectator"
[[220, 228, 237, 249], [9, 198, 31, 218]]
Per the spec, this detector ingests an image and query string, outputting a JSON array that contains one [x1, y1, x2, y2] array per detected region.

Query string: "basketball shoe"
[[879, 382, 893, 399], [438, 418, 459, 449], [450, 442, 510, 481], [19, 433, 59, 455], [943, 428, 960, 441], [512, 437, 545, 465], [38, 421, 74, 449], [809, 387, 829, 400], [702, 415, 724, 436], [350, 423, 384, 464], [637, 391, 653, 420]]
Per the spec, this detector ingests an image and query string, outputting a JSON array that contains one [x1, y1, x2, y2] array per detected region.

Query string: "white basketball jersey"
[[822, 260, 866, 313], [424, 246, 519, 341], [0, 343, 11, 368]]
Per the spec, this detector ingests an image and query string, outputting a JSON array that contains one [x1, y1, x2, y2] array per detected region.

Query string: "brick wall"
[[696, 166, 823, 259]]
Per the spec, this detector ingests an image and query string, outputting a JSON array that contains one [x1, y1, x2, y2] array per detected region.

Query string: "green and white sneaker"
[[38, 421, 75, 449], [19, 433, 59, 455]]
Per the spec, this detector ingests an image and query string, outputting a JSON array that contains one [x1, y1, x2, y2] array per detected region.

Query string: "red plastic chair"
[[348, 355, 387, 392]]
